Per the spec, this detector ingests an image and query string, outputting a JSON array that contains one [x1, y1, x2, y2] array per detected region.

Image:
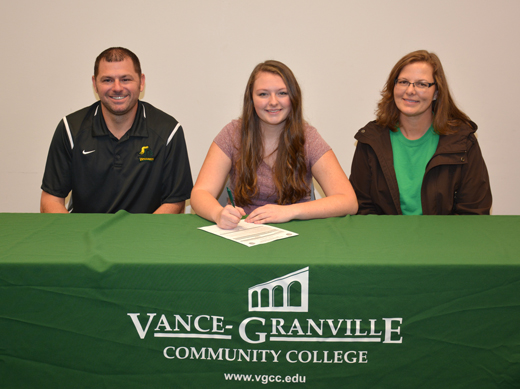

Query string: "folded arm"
[[246, 150, 358, 224]]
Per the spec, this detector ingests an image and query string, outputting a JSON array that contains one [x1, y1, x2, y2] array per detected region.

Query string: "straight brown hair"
[[376, 50, 472, 134]]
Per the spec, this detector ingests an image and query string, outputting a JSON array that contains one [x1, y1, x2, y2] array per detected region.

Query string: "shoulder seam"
[[63, 116, 74, 149], [167, 123, 181, 145]]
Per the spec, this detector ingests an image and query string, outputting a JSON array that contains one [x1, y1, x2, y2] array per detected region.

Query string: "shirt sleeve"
[[350, 141, 383, 215], [41, 119, 73, 198], [161, 125, 193, 204], [214, 120, 240, 161], [304, 125, 331, 167], [453, 134, 492, 215]]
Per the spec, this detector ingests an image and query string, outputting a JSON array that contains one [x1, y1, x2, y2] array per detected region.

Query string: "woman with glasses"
[[350, 50, 492, 215], [191, 60, 358, 229]]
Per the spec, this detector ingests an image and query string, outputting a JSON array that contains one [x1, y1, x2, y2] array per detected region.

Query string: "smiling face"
[[394, 61, 437, 123], [92, 57, 145, 120], [252, 72, 291, 132]]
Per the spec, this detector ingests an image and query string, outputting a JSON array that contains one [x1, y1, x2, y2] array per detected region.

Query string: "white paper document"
[[198, 220, 298, 247]]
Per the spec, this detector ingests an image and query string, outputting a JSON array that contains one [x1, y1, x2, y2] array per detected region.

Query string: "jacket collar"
[[356, 120, 478, 155]]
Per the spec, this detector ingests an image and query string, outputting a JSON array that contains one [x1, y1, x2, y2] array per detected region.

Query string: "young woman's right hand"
[[216, 205, 246, 229]]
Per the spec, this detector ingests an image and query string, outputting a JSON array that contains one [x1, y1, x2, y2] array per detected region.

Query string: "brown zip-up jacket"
[[350, 121, 492, 215]]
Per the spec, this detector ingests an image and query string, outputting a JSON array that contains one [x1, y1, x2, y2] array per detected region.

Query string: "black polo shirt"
[[42, 101, 193, 213]]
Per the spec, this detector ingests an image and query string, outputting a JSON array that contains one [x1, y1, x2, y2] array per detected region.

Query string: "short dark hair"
[[94, 47, 142, 78]]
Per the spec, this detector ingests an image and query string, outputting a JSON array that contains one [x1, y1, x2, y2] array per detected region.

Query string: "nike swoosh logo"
[[83, 150, 96, 155]]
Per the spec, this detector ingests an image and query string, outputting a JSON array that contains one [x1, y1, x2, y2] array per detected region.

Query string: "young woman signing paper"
[[191, 60, 357, 229]]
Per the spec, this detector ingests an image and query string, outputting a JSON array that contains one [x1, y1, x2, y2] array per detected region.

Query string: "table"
[[1, 212, 519, 388]]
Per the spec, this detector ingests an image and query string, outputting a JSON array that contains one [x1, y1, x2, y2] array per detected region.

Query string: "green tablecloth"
[[1, 212, 519, 388]]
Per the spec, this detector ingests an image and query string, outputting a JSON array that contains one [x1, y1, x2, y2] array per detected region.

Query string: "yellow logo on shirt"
[[138, 146, 154, 162]]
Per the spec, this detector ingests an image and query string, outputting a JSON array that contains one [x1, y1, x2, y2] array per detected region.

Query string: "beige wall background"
[[1, 0, 518, 214]]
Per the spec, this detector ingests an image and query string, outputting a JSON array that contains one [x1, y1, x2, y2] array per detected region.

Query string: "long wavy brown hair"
[[234, 60, 308, 207], [376, 50, 472, 135]]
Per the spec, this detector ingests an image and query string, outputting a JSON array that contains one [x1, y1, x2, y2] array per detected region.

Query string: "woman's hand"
[[245, 204, 294, 225], [216, 205, 246, 229], [244, 150, 358, 225]]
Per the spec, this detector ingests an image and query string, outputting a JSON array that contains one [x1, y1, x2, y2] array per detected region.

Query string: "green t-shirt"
[[390, 126, 439, 215]]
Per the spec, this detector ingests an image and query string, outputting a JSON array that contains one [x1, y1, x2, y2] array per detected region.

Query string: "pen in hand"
[[226, 187, 236, 208]]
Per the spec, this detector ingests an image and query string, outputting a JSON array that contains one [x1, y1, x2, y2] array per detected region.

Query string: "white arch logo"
[[248, 267, 309, 312]]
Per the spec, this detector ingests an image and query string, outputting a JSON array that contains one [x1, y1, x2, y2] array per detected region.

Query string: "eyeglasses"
[[395, 79, 436, 90]]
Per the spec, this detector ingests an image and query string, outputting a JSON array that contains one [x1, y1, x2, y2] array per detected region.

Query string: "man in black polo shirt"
[[41, 47, 193, 213]]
